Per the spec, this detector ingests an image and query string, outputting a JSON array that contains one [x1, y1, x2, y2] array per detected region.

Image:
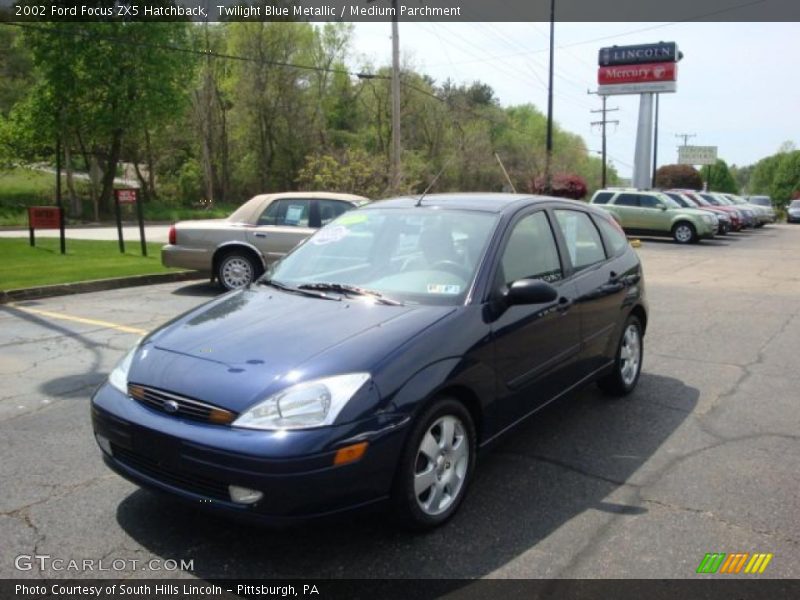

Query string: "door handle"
[[254, 233, 267, 238], [609, 270, 619, 282], [557, 296, 573, 313]]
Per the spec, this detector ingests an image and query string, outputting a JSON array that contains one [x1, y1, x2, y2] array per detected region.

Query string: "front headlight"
[[108, 343, 139, 393], [702, 214, 714, 224], [233, 373, 371, 430]]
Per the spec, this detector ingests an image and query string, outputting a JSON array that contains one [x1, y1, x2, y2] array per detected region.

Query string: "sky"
[[346, 22, 800, 178]]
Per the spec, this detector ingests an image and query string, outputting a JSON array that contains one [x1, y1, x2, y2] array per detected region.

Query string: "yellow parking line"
[[8, 304, 148, 335]]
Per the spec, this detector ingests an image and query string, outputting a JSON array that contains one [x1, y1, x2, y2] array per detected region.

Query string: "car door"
[[552, 208, 627, 376], [246, 198, 316, 262], [638, 194, 671, 232], [490, 209, 582, 427]]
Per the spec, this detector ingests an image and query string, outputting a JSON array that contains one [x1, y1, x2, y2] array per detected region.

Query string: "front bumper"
[[91, 383, 410, 524]]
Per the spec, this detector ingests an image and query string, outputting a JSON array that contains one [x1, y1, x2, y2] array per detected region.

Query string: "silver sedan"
[[162, 192, 369, 290]]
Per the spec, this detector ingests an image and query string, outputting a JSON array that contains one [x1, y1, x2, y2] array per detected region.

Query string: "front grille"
[[128, 384, 237, 425], [111, 444, 230, 501]]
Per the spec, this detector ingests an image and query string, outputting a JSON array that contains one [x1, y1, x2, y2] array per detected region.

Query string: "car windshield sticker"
[[427, 283, 461, 295], [312, 225, 349, 245], [285, 204, 305, 225]]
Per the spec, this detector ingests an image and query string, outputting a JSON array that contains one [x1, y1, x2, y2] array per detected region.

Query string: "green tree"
[[702, 159, 738, 193], [770, 151, 800, 207], [10, 20, 195, 216]]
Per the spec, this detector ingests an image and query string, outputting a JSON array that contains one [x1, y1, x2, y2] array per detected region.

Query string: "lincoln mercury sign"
[[678, 145, 719, 166], [599, 42, 680, 67], [597, 42, 680, 96]]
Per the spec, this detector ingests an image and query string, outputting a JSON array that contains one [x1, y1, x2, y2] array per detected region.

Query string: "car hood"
[[128, 287, 455, 413]]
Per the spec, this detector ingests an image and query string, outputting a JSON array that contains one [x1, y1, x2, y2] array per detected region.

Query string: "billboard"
[[678, 146, 718, 166]]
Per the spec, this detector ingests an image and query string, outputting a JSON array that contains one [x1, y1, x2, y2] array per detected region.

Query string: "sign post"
[[113, 189, 125, 254], [114, 188, 145, 256]]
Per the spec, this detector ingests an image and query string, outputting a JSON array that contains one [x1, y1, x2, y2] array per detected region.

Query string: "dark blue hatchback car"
[[92, 194, 647, 529]]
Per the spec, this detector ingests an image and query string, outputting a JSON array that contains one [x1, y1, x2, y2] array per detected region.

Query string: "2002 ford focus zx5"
[[92, 194, 647, 530]]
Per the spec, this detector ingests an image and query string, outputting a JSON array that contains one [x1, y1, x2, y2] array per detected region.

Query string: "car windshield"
[[749, 196, 771, 206], [264, 208, 499, 306], [790, 200, 800, 208], [726, 195, 744, 205], [665, 193, 689, 207]]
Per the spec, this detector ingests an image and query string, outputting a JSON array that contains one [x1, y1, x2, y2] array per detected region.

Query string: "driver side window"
[[500, 212, 562, 285]]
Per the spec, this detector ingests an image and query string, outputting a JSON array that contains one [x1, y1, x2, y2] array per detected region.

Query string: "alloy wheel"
[[413, 415, 469, 516], [620, 323, 641, 386]]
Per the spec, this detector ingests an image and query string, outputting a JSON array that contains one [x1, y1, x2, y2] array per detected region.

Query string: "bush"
[[654, 164, 702, 190], [529, 173, 588, 200]]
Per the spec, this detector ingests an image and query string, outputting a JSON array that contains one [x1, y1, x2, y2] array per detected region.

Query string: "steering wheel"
[[430, 260, 470, 280]]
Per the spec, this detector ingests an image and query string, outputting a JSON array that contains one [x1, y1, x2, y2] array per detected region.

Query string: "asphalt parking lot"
[[1, 224, 799, 580]]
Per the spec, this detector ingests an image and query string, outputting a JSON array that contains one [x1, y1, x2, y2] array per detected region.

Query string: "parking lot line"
[[8, 303, 148, 335]]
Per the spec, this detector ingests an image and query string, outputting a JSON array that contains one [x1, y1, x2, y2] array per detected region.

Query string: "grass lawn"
[[0, 238, 181, 291]]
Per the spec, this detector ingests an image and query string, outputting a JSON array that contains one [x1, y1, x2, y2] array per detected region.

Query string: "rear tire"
[[391, 397, 476, 531], [672, 221, 697, 244], [216, 251, 262, 291], [598, 315, 643, 396]]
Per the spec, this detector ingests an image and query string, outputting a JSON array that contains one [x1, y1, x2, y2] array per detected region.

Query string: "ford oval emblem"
[[163, 400, 180, 414]]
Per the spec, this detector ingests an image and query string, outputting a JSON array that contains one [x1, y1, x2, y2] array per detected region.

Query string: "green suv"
[[590, 189, 718, 244]]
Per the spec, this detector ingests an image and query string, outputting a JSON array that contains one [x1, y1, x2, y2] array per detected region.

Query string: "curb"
[[1, 271, 207, 304]]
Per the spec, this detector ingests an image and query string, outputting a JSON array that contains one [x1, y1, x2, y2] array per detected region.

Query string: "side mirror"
[[659, 204, 667, 211], [506, 279, 559, 306]]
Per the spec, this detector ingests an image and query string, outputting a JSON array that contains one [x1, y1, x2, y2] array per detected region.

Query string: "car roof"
[[365, 193, 591, 214]]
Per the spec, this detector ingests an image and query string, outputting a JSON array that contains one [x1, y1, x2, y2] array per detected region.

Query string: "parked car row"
[[589, 188, 775, 244]]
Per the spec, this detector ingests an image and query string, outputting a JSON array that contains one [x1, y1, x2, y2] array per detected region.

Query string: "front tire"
[[672, 221, 697, 244], [391, 398, 476, 530], [216, 251, 262, 291], [598, 315, 643, 396]]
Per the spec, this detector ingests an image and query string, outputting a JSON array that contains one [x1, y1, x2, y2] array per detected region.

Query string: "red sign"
[[115, 189, 138, 205], [28, 206, 62, 229], [598, 61, 677, 86]]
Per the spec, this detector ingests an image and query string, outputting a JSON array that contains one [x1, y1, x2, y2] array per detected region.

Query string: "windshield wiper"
[[297, 282, 403, 306], [258, 278, 340, 301]]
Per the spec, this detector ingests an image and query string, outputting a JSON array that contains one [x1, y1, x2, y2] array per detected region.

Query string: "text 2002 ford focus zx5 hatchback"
[[92, 194, 647, 530]]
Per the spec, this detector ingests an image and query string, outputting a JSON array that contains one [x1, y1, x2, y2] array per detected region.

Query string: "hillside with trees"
[[0, 22, 614, 221]]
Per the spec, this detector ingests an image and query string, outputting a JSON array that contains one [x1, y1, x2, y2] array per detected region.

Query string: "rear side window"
[[666, 193, 687, 207], [500, 212, 563, 285], [614, 193, 640, 207], [257, 199, 311, 227], [595, 214, 628, 256], [592, 192, 613, 205], [554, 210, 607, 271]]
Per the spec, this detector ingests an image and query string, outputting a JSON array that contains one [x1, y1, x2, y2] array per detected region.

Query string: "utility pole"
[[652, 93, 660, 188], [588, 91, 619, 190], [544, 0, 555, 194], [390, 0, 401, 193], [675, 132, 696, 147]]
